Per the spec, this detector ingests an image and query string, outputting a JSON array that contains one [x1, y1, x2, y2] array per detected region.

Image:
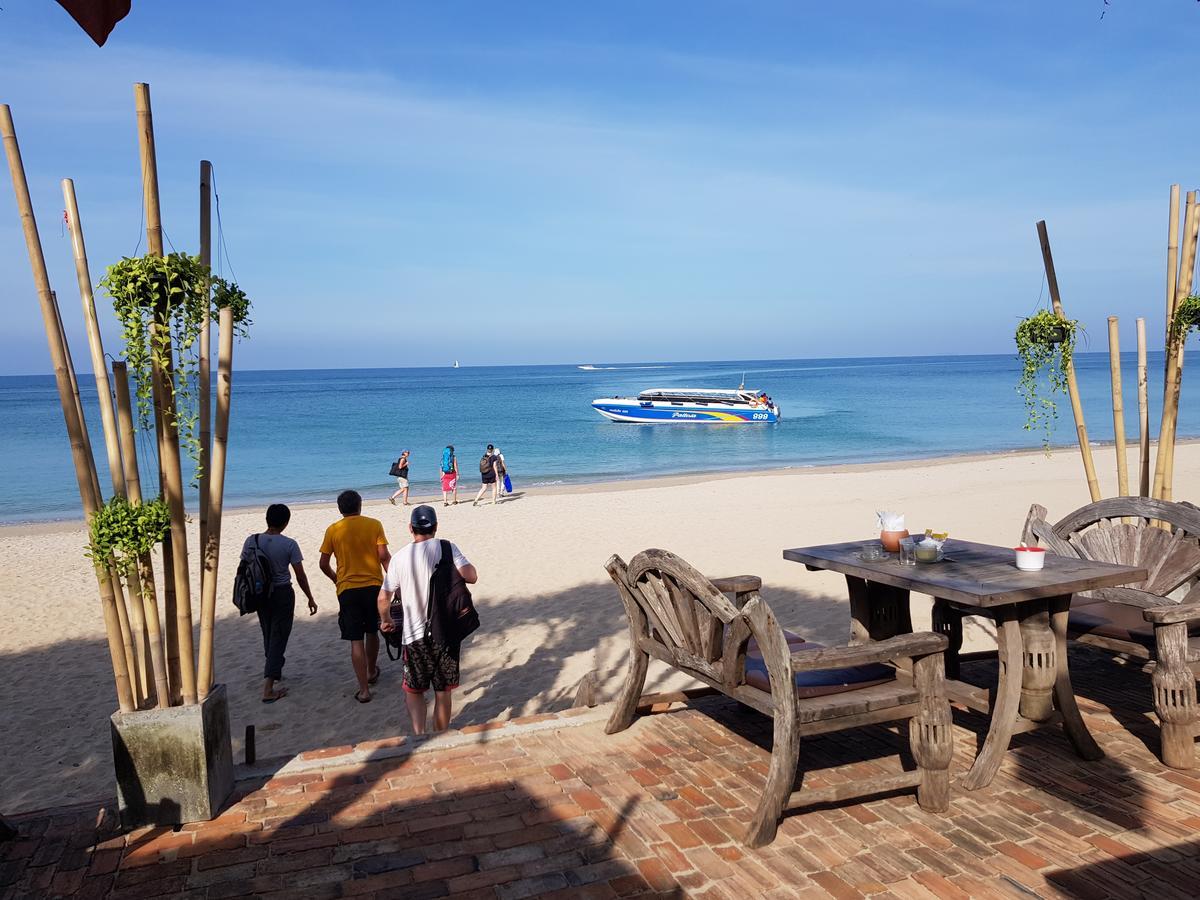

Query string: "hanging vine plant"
[[86, 496, 171, 594], [1015, 309, 1081, 449], [99, 253, 252, 478], [1169, 295, 1200, 349]]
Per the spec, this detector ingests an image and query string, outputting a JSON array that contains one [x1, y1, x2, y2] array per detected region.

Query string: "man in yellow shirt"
[[319, 490, 391, 703]]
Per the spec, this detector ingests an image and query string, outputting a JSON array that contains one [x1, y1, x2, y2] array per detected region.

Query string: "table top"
[[782, 539, 1147, 608]]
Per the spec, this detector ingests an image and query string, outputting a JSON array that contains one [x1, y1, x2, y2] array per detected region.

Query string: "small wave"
[[578, 365, 669, 370], [528, 479, 566, 486]]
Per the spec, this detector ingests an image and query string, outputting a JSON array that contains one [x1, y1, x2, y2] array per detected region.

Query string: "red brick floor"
[[4, 647, 1200, 898]]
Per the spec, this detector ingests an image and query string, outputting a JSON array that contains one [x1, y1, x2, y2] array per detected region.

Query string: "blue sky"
[[1, 1, 1197, 373]]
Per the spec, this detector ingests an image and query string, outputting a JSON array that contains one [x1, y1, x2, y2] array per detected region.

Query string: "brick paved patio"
[[4, 647, 1200, 899]]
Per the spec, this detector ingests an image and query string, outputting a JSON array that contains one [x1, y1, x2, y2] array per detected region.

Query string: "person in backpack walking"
[[319, 490, 391, 703], [493, 446, 510, 498], [440, 445, 459, 507], [472, 444, 500, 507], [241, 504, 317, 703], [377, 505, 477, 734], [388, 450, 411, 507]]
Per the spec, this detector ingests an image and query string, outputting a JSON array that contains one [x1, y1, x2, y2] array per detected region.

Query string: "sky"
[[1, 1, 1198, 373]]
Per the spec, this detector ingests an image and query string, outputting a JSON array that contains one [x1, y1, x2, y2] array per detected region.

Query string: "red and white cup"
[[1014, 546, 1045, 571]]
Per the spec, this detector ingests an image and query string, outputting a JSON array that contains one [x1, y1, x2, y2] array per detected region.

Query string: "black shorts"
[[337, 585, 381, 641], [402, 636, 460, 693]]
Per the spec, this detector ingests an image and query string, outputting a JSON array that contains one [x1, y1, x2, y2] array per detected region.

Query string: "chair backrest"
[[1024, 497, 1200, 597], [606, 549, 752, 687]]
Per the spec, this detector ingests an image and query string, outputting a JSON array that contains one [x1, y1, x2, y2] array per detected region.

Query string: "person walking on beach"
[[493, 446, 509, 497], [378, 505, 477, 734], [241, 504, 317, 703], [318, 490, 390, 703], [388, 450, 411, 506], [440, 445, 459, 507], [473, 444, 500, 506]]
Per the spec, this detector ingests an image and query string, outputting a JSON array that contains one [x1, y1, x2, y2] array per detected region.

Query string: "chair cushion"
[[1069, 600, 1200, 648], [743, 638, 895, 698]]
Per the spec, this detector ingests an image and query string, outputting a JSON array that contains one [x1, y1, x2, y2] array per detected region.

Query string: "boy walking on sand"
[[378, 505, 477, 734], [319, 490, 390, 703], [241, 503, 317, 703]]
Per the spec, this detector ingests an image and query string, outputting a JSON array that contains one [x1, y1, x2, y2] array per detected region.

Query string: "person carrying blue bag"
[[494, 446, 512, 497]]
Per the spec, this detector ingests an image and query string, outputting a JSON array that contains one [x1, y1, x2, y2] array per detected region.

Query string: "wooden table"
[[783, 540, 1147, 790]]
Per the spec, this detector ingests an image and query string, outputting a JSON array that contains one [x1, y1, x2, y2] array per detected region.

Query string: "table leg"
[[932, 599, 963, 681], [1018, 602, 1056, 722], [959, 611, 1023, 790], [845, 575, 911, 643], [1049, 594, 1103, 761]]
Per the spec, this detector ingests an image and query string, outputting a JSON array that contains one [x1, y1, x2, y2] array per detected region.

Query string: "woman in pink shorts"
[[440, 445, 459, 506]]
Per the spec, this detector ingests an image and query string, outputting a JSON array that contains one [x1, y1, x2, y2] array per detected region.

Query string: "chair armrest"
[[790, 633, 948, 672], [1085, 587, 1175, 610], [709, 575, 761, 594], [1143, 601, 1200, 625]]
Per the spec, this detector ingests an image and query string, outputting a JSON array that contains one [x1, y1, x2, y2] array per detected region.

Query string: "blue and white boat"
[[591, 388, 781, 424]]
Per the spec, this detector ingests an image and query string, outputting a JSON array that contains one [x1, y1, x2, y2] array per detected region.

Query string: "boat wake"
[[578, 364, 669, 371]]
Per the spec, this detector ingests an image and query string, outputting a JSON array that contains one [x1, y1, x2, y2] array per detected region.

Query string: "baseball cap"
[[410, 504, 438, 531]]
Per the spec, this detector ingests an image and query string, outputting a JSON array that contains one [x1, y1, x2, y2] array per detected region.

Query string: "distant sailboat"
[[453, 360, 460, 368]]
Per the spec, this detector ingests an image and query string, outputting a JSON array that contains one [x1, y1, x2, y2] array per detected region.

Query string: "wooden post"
[[114, 362, 170, 707], [1163, 196, 1200, 500], [1107, 317, 1129, 496], [136, 82, 198, 705], [1165, 185, 1181, 382], [199, 160, 212, 575], [1137, 318, 1150, 497], [64, 178, 152, 703], [197, 304, 234, 699], [1036, 220, 1101, 502], [2, 103, 135, 713], [1154, 193, 1200, 501]]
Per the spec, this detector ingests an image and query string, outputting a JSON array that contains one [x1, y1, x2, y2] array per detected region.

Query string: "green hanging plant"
[[1169, 295, 1200, 349], [1015, 309, 1081, 449], [99, 253, 252, 478], [86, 496, 171, 593]]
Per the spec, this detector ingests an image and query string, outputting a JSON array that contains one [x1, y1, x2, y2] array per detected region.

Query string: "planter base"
[[110, 684, 234, 827]]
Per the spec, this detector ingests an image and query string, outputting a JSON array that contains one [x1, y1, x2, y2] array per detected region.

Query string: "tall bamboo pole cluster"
[[1036, 184, 1200, 502], [1, 84, 237, 710]]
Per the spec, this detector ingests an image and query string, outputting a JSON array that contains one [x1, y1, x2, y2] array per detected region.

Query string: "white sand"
[[1, 443, 1192, 814]]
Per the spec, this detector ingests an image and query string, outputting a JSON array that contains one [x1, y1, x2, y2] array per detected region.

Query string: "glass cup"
[[898, 537, 917, 566], [859, 542, 885, 561]]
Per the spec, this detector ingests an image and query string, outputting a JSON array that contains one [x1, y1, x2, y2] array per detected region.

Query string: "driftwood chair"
[[1023, 498, 1200, 769], [606, 549, 953, 847]]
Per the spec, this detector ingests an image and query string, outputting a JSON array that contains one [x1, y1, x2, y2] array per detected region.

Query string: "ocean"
[[0, 353, 1195, 524]]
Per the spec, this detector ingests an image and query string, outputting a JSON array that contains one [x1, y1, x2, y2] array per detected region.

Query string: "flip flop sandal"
[[354, 690, 371, 704], [368, 668, 381, 685], [262, 688, 288, 704]]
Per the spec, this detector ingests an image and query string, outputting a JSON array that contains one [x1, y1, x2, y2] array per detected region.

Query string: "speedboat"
[[591, 388, 781, 423]]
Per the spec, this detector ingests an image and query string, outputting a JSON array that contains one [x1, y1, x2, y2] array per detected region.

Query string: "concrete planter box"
[[110, 683, 234, 827]]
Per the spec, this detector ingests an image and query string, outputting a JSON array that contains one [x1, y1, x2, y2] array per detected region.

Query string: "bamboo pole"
[[1154, 193, 1200, 501], [1, 103, 135, 713], [1137, 318, 1150, 497], [1036, 220, 1101, 502], [64, 179, 151, 703], [1161, 194, 1200, 501], [1164, 185, 1181, 383], [136, 82, 197, 705], [198, 304, 234, 699], [114, 361, 170, 707], [1107, 317, 1129, 496], [198, 160, 212, 585]]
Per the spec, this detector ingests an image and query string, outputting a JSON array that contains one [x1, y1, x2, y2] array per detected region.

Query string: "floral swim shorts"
[[440, 472, 457, 492], [402, 636, 460, 693]]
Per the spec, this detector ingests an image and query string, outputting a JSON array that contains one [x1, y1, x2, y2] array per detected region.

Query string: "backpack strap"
[[422, 540, 453, 640]]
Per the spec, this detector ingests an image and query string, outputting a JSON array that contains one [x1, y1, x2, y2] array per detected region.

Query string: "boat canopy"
[[636, 388, 764, 403]]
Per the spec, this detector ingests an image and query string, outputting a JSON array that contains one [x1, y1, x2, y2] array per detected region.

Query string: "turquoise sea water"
[[0, 353, 1195, 524]]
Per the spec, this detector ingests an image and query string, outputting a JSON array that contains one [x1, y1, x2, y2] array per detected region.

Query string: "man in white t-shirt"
[[377, 504, 477, 734]]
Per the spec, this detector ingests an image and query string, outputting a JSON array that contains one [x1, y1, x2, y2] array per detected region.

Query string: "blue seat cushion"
[[743, 639, 895, 698]]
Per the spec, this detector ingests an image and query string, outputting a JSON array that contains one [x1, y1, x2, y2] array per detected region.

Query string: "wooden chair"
[[605, 549, 953, 848], [1023, 498, 1200, 768]]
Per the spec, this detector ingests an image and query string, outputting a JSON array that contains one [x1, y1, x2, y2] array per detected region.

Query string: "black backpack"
[[233, 534, 275, 615], [383, 540, 480, 660]]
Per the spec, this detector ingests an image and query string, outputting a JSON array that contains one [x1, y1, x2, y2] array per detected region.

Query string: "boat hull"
[[591, 401, 779, 424]]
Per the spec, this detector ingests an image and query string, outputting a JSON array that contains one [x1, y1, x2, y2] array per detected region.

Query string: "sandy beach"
[[1, 443, 1193, 815]]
